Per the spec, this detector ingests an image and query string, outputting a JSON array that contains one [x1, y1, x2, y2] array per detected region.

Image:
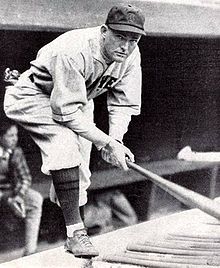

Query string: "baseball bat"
[[101, 254, 218, 268], [126, 243, 219, 256], [126, 161, 220, 220]]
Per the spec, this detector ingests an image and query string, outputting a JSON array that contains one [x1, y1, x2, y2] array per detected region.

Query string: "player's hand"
[[7, 195, 26, 218], [101, 140, 134, 171]]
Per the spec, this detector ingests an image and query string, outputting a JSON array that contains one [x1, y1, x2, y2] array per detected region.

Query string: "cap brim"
[[108, 24, 146, 36]]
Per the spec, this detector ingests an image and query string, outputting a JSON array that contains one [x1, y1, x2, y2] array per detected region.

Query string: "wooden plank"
[[89, 160, 219, 190], [32, 160, 219, 197]]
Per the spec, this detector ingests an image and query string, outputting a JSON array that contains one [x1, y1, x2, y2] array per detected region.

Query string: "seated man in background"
[[0, 118, 43, 256]]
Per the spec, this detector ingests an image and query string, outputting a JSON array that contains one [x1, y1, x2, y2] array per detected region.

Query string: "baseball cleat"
[[64, 228, 99, 258]]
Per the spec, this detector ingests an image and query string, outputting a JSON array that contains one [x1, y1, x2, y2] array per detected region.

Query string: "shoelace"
[[77, 232, 93, 247]]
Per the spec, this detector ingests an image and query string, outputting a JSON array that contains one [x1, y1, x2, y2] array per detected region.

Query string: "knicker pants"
[[4, 71, 93, 206]]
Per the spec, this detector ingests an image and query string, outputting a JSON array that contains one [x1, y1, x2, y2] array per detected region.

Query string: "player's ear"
[[100, 24, 108, 38]]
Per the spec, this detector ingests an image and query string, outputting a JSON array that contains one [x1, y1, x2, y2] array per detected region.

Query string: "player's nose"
[[121, 40, 129, 51]]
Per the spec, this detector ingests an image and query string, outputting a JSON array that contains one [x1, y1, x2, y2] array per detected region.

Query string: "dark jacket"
[[0, 146, 32, 198]]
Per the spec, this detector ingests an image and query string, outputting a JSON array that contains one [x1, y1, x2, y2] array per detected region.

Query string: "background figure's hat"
[[106, 4, 146, 35]]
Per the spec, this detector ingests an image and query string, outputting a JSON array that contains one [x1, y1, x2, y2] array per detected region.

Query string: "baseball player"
[[4, 4, 146, 257]]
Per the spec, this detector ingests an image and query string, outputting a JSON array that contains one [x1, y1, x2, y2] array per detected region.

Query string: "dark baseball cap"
[[106, 4, 146, 35]]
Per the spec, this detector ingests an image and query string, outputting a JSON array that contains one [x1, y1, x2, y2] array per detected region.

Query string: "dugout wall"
[[0, 0, 219, 201]]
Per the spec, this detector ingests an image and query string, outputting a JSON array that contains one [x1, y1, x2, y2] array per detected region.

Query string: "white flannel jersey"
[[30, 26, 142, 142]]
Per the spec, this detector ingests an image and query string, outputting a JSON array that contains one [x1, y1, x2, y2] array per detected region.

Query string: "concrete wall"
[[0, 0, 219, 35]]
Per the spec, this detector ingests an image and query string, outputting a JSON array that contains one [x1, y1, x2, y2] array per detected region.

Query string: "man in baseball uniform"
[[4, 4, 146, 257]]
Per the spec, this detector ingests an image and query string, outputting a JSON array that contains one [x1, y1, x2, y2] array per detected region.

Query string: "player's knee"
[[30, 190, 43, 209]]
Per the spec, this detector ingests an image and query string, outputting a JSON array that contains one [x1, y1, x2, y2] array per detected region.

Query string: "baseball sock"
[[66, 222, 85, 237], [51, 167, 83, 228]]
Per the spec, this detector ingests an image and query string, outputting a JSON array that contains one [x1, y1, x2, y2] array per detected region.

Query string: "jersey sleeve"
[[50, 53, 112, 149], [50, 53, 88, 121], [107, 48, 142, 142]]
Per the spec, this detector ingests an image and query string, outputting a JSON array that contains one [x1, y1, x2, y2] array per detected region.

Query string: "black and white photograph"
[[0, 0, 219, 267]]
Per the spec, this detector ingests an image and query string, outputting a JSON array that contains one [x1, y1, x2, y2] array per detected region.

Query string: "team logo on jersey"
[[97, 75, 117, 91]]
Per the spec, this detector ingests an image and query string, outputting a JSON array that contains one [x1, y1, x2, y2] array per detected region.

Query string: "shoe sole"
[[65, 249, 99, 258]]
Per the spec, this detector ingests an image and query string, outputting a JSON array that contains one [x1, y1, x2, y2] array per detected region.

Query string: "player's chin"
[[114, 57, 127, 63]]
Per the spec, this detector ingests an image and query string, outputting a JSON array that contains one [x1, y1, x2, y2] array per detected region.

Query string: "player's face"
[[1, 125, 18, 150], [101, 26, 141, 63]]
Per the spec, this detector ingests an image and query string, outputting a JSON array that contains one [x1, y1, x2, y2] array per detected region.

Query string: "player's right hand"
[[101, 140, 134, 171]]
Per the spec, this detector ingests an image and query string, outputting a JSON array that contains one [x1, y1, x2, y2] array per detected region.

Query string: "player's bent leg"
[[4, 85, 98, 257]]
